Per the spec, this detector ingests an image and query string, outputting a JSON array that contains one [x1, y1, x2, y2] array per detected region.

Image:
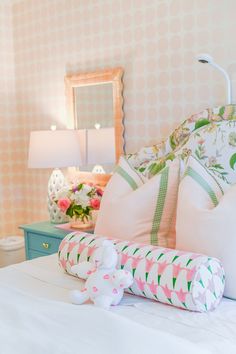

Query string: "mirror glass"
[[74, 82, 115, 173], [74, 83, 113, 129]]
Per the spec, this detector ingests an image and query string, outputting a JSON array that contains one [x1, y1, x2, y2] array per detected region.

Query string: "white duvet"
[[0, 284, 208, 354], [0, 254, 236, 354]]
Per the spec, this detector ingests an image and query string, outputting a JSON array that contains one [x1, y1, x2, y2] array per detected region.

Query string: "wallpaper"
[[1, 0, 236, 235], [0, 3, 25, 236]]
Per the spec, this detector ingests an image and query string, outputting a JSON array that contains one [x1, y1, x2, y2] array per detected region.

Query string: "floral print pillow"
[[178, 120, 236, 183], [127, 105, 236, 183]]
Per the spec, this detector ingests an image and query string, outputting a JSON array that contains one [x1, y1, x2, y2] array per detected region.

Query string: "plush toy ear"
[[102, 244, 118, 269], [101, 240, 113, 247]]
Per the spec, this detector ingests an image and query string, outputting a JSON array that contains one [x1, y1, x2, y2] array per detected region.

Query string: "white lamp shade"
[[77, 129, 87, 166], [87, 127, 115, 165], [28, 130, 82, 168]]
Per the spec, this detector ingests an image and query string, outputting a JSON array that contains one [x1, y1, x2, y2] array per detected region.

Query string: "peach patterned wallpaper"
[[1, 0, 236, 235], [0, 3, 26, 236]]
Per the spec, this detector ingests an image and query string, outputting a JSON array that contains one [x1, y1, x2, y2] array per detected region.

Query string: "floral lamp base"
[[47, 169, 69, 224]]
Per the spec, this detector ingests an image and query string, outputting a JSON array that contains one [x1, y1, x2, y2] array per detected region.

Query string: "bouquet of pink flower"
[[55, 183, 103, 222]]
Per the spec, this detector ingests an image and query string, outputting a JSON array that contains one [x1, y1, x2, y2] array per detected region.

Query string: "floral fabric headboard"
[[127, 104, 236, 184]]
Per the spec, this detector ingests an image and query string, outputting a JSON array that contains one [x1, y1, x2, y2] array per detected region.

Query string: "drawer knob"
[[42, 242, 49, 249]]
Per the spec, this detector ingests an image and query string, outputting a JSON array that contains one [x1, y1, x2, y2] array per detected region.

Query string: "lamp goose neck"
[[210, 62, 232, 104]]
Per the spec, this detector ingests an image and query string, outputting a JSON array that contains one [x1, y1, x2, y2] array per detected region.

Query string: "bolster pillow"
[[58, 232, 225, 312]]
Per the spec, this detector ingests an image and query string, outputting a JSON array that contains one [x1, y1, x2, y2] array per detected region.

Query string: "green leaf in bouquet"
[[77, 183, 83, 191], [66, 205, 74, 218]]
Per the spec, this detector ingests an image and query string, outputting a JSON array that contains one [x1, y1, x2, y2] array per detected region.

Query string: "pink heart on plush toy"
[[93, 286, 98, 292], [113, 288, 118, 294], [103, 274, 110, 280], [87, 268, 96, 275]]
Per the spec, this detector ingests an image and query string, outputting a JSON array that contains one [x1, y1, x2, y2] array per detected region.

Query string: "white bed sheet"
[[0, 254, 236, 354]]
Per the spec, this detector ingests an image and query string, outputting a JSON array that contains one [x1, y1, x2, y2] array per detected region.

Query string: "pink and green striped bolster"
[[58, 232, 225, 312]]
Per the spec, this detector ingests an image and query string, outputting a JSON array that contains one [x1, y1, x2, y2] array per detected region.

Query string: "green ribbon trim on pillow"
[[191, 156, 225, 195], [186, 166, 218, 206], [115, 166, 139, 190], [150, 167, 169, 246]]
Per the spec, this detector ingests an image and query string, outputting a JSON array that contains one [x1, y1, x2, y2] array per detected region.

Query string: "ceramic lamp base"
[[92, 164, 106, 174], [47, 169, 69, 224]]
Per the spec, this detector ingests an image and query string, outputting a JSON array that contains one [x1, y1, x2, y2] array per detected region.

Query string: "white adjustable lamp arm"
[[197, 53, 232, 105], [210, 62, 231, 105]]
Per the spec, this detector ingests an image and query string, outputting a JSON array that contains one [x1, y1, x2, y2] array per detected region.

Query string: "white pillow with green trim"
[[95, 156, 180, 247], [175, 156, 236, 298]]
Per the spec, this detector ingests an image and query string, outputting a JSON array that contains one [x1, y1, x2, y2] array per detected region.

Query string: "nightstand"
[[20, 221, 94, 260]]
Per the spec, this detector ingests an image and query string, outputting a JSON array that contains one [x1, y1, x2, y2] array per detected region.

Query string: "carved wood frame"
[[65, 67, 124, 186]]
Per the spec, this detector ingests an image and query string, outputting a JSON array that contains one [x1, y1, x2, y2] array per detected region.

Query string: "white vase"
[[91, 210, 99, 226]]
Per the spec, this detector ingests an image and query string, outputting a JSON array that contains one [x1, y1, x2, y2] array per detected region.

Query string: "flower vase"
[[70, 217, 93, 230], [91, 210, 99, 226]]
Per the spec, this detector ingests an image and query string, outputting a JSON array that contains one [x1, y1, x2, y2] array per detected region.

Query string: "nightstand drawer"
[[20, 221, 94, 261], [27, 232, 61, 255], [28, 249, 48, 260]]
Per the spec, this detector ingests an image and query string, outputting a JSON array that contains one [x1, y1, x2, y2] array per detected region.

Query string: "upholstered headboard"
[[127, 104, 236, 184]]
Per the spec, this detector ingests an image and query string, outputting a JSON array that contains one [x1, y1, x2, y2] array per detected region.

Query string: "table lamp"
[[28, 129, 82, 223]]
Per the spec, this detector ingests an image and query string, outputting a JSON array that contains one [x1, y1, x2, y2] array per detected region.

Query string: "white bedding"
[[0, 254, 236, 354]]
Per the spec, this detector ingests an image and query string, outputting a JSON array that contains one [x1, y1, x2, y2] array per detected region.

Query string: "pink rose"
[[57, 198, 71, 212], [90, 198, 100, 210], [96, 188, 103, 197]]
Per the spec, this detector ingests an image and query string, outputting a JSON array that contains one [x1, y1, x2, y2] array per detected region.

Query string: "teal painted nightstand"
[[20, 221, 94, 260]]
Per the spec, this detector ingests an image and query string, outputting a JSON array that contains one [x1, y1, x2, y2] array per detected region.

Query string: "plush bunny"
[[70, 240, 133, 310]]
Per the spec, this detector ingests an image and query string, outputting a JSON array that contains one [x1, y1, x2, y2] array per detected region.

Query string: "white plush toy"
[[70, 240, 133, 310]]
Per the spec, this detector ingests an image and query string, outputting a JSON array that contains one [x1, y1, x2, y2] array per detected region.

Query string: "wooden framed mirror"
[[65, 67, 124, 186]]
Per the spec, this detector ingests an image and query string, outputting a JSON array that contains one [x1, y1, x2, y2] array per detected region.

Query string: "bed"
[[2, 105, 236, 354], [0, 254, 236, 354]]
